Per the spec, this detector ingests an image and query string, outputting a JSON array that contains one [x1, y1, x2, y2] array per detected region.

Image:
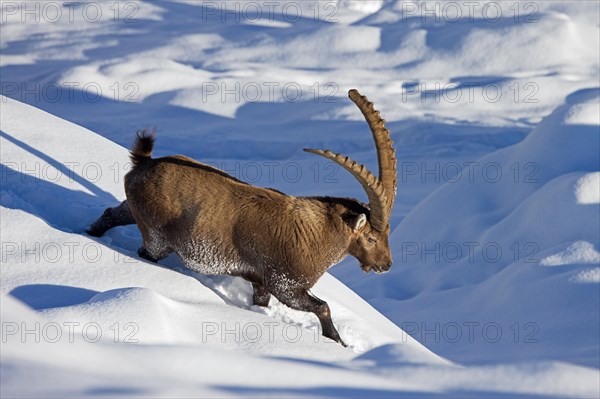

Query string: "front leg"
[[270, 286, 346, 346], [252, 283, 271, 307]]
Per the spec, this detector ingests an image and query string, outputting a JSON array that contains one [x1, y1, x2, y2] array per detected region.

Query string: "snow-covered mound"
[[2, 97, 598, 397], [334, 88, 600, 367], [2, 0, 599, 396]]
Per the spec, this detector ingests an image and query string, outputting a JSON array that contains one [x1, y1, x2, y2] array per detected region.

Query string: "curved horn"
[[348, 89, 397, 212], [304, 90, 396, 232], [303, 149, 389, 230]]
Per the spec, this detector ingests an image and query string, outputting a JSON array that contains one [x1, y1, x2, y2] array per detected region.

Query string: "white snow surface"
[[1, 1, 599, 397], [4, 96, 597, 397]]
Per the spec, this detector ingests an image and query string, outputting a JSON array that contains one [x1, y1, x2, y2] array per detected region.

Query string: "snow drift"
[[1, 0, 599, 396], [2, 96, 598, 397], [333, 88, 600, 367]]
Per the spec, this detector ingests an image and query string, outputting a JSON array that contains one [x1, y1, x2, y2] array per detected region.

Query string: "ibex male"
[[88, 89, 397, 346]]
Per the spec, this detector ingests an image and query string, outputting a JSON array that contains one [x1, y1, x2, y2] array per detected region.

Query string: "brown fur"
[[87, 91, 396, 346]]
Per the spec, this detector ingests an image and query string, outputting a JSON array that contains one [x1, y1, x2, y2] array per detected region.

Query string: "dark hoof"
[[253, 299, 270, 307], [323, 331, 346, 347], [138, 247, 158, 262], [252, 284, 271, 307], [253, 293, 271, 307], [85, 227, 105, 237]]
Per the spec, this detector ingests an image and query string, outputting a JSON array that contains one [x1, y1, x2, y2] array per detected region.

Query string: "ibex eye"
[[368, 237, 377, 244]]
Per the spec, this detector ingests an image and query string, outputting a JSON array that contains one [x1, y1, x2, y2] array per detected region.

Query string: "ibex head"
[[305, 89, 397, 274]]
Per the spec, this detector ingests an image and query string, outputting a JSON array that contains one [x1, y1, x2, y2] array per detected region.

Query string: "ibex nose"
[[374, 262, 392, 274]]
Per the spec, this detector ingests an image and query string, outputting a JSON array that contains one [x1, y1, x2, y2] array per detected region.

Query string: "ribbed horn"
[[303, 148, 389, 231], [348, 89, 397, 220], [304, 90, 396, 231]]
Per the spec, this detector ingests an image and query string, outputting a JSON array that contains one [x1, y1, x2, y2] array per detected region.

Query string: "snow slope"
[[1, 0, 599, 396], [333, 88, 600, 367], [1, 97, 598, 398]]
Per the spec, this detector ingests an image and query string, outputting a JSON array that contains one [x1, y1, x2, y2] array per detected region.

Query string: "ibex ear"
[[352, 214, 368, 231]]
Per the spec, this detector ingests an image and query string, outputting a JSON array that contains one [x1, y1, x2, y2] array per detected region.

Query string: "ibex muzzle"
[[87, 89, 397, 346]]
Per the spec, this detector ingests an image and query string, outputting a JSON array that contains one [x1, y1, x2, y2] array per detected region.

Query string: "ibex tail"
[[130, 128, 155, 166]]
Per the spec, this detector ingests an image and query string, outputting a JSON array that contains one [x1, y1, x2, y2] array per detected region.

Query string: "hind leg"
[[87, 200, 135, 237], [136, 221, 173, 263], [252, 283, 271, 307], [138, 240, 172, 262]]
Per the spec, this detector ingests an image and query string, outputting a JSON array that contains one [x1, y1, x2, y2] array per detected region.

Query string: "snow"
[[1, 0, 599, 397], [575, 172, 600, 204], [2, 97, 461, 397], [333, 87, 600, 367], [540, 241, 600, 268]]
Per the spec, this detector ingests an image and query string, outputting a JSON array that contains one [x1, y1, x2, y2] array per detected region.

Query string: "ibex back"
[[87, 89, 397, 346]]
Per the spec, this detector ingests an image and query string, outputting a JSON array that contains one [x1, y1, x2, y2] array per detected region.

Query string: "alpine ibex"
[[87, 89, 397, 346]]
